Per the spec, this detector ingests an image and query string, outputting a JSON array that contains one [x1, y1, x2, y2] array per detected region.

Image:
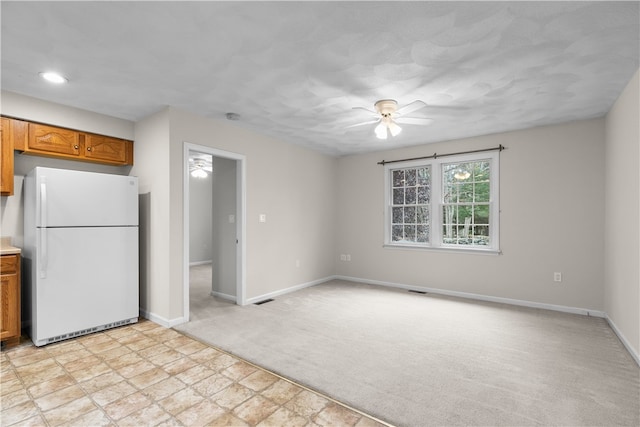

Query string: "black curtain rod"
[[377, 144, 505, 165]]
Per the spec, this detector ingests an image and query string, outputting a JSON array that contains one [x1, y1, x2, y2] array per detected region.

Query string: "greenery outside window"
[[384, 151, 500, 253]]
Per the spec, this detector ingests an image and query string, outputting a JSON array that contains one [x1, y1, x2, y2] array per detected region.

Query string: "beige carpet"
[[176, 279, 640, 427]]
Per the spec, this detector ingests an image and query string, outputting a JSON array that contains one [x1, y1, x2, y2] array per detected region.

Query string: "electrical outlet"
[[259, 214, 266, 223], [346, 254, 351, 262], [554, 272, 562, 282], [340, 254, 347, 261]]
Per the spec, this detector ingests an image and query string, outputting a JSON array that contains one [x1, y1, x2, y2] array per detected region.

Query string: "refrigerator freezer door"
[[32, 226, 139, 346], [34, 167, 138, 227]]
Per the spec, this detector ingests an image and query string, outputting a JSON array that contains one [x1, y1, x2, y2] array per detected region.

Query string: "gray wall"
[[189, 171, 213, 264], [211, 157, 237, 298]]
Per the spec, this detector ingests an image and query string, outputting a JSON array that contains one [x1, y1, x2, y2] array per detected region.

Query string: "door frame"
[[183, 142, 247, 322]]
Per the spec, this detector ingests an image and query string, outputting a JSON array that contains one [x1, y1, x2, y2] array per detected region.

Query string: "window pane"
[[458, 183, 473, 203], [472, 226, 490, 245], [474, 182, 490, 202], [392, 225, 404, 242], [404, 225, 416, 241], [417, 185, 429, 203], [404, 206, 416, 224], [405, 169, 417, 186], [417, 225, 429, 243], [443, 184, 457, 203], [474, 162, 490, 181], [474, 205, 489, 224], [392, 207, 403, 224], [405, 187, 416, 204], [416, 206, 429, 223], [417, 168, 430, 185], [392, 170, 405, 187], [393, 188, 404, 204]]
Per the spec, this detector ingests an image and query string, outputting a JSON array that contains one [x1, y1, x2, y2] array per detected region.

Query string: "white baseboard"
[[189, 260, 212, 267], [139, 309, 186, 328], [245, 276, 335, 305], [606, 315, 640, 367], [211, 291, 236, 302], [334, 275, 607, 318]]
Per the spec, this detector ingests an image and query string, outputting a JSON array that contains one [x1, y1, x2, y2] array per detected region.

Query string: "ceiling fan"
[[189, 155, 213, 178], [348, 99, 434, 140]]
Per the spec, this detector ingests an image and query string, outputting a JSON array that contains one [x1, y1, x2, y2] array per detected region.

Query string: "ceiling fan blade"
[[204, 166, 213, 172], [395, 117, 434, 125], [396, 100, 427, 116], [352, 106, 378, 115], [346, 119, 381, 129]]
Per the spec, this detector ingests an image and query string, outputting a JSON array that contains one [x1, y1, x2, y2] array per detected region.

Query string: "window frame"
[[383, 151, 500, 254]]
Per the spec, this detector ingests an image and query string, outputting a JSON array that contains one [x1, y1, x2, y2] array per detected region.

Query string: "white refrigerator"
[[24, 167, 139, 346]]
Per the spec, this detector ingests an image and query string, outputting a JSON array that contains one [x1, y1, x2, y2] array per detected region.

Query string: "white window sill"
[[383, 244, 502, 256]]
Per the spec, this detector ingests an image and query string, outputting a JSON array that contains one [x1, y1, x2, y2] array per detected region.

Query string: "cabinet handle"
[[74, 145, 79, 150], [87, 146, 92, 152]]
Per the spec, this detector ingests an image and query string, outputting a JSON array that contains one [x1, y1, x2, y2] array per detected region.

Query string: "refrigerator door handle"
[[40, 181, 48, 278]]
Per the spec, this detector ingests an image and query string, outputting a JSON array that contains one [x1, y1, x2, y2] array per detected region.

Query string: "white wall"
[[336, 119, 606, 311], [189, 172, 213, 264], [604, 69, 639, 359]]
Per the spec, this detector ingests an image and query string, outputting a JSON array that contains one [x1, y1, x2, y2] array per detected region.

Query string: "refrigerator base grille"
[[39, 317, 138, 346]]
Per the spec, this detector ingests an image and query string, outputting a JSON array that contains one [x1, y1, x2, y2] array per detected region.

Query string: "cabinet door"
[[29, 123, 80, 157], [1, 118, 14, 196], [84, 134, 128, 164], [0, 255, 20, 340]]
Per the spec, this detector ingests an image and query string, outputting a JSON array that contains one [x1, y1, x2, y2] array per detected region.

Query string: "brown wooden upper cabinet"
[[1, 118, 19, 196], [12, 120, 133, 166]]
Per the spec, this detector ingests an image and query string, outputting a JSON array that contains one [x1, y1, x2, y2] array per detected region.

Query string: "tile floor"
[[1, 320, 388, 426]]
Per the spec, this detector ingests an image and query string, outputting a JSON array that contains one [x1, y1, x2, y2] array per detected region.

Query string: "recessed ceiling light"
[[39, 72, 68, 84]]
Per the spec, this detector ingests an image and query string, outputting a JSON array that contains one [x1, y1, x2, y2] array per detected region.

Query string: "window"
[[384, 151, 500, 253]]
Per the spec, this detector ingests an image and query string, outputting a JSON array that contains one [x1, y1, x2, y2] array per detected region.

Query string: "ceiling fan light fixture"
[[374, 122, 388, 139], [191, 168, 208, 179], [388, 121, 402, 137], [454, 169, 471, 180], [39, 71, 68, 84]]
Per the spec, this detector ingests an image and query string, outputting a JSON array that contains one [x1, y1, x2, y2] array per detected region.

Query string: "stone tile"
[[188, 347, 224, 364], [103, 391, 152, 421], [137, 343, 171, 359], [15, 358, 58, 379], [91, 381, 137, 407], [107, 352, 143, 370], [285, 390, 330, 418], [9, 413, 48, 426], [1, 377, 24, 397], [27, 375, 76, 399], [125, 337, 158, 352], [86, 338, 122, 355], [212, 383, 254, 410], [313, 402, 361, 427], [131, 320, 159, 332], [161, 357, 197, 375], [175, 399, 226, 426], [128, 367, 170, 390], [4, 344, 41, 361], [204, 353, 237, 371], [19, 364, 67, 388], [77, 333, 113, 347], [117, 403, 171, 427], [144, 327, 182, 342], [45, 341, 84, 357], [62, 355, 101, 373], [174, 340, 208, 356], [158, 388, 204, 416], [52, 348, 92, 365], [79, 371, 125, 394], [262, 379, 304, 405], [58, 408, 111, 427], [1, 389, 32, 410], [68, 362, 111, 382], [142, 377, 187, 401], [239, 370, 279, 392], [115, 360, 156, 379], [191, 373, 233, 397], [96, 344, 132, 361], [233, 395, 279, 425], [164, 335, 194, 350], [8, 349, 51, 367], [41, 396, 97, 426], [34, 385, 85, 412], [105, 324, 139, 339], [257, 406, 309, 427], [174, 365, 215, 385], [0, 400, 40, 426], [222, 361, 258, 381], [148, 349, 183, 367], [209, 412, 250, 427]]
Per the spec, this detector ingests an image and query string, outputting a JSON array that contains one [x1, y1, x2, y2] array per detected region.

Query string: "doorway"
[[183, 143, 246, 323]]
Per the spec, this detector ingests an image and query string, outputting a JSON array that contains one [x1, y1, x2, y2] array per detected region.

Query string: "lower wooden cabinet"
[[0, 254, 21, 347]]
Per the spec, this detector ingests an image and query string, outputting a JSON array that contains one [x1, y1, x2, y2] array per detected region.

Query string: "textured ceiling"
[[1, 2, 638, 156]]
